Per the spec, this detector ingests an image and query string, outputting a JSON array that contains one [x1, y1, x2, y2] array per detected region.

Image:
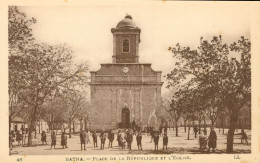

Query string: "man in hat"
[[80, 130, 87, 150]]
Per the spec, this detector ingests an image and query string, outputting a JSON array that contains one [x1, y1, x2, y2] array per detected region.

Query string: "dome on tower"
[[116, 15, 137, 28]]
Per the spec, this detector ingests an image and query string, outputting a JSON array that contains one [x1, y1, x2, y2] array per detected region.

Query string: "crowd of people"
[[9, 125, 249, 152]]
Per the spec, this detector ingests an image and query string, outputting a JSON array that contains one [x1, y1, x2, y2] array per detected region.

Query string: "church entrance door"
[[121, 108, 130, 128]]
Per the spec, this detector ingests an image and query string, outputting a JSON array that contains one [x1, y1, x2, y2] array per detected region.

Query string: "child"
[[51, 132, 56, 149], [163, 133, 168, 150]]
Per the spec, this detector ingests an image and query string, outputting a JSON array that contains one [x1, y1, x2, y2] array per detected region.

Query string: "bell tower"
[[111, 15, 141, 63]]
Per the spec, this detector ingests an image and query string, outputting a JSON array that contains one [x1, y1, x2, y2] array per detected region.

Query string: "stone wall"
[[89, 85, 161, 130]]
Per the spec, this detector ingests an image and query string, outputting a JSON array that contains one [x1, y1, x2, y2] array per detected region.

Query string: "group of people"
[[9, 130, 26, 150], [50, 131, 68, 149], [9, 126, 249, 152]]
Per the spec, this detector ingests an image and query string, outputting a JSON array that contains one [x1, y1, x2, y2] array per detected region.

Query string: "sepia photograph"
[[1, 1, 260, 162]]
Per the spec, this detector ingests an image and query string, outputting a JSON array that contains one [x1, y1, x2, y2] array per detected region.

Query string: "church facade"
[[89, 15, 163, 130]]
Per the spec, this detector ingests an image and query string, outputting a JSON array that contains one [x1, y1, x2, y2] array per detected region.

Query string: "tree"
[[9, 43, 88, 146], [167, 36, 251, 152], [8, 6, 36, 132]]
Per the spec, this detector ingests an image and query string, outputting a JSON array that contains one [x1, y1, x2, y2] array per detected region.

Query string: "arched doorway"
[[121, 108, 130, 128]]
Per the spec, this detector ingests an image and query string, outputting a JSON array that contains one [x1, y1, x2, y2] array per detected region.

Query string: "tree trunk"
[[203, 116, 206, 135], [175, 120, 178, 137], [73, 121, 75, 133], [27, 125, 33, 146], [69, 119, 72, 138], [211, 118, 214, 128], [39, 121, 41, 133], [184, 120, 186, 133], [222, 121, 224, 135], [187, 120, 190, 140], [34, 127, 37, 139], [198, 119, 201, 134], [84, 119, 87, 130], [227, 116, 238, 153]]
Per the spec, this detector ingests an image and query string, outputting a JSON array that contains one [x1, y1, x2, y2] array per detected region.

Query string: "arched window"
[[123, 39, 130, 53]]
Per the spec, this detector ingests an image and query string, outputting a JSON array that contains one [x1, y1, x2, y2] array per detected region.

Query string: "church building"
[[89, 15, 163, 130]]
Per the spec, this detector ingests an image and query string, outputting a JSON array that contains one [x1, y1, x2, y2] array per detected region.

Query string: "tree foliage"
[[166, 35, 251, 152]]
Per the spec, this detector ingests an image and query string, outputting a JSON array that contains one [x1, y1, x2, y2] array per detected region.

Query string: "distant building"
[[10, 117, 27, 132], [90, 15, 163, 130]]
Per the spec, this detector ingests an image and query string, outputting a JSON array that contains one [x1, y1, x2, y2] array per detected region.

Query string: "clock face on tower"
[[123, 67, 129, 73]]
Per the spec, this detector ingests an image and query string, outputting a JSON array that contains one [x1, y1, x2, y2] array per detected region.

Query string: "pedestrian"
[[100, 132, 106, 149], [207, 127, 217, 152], [150, 126, 154, 143], [163, 133, 168, 150], [92, 131, 98, 148], [154, 132, 159, 151], [120, 132, 127, 149], [41, 131, 47, 145], [80, 130, 87, 150], [117, 133, 122, 147], [241, 129, 248, 145], [21, 130, 25, 145], [9, 131, 15, 150], [194, 126, 198, 138], [126, 131, 133, 150], [86, 129, 91, 144], [16, 130, 22, 146], [108, 130, 114, 148], [136, 132, 143, 150], [61, 131, 68, 149], [51, 132, 56, 149]]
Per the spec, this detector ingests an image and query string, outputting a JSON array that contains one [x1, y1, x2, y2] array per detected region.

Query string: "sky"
[[19, 2, 250, 94]]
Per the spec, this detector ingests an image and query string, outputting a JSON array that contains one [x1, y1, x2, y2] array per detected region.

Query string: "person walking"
[[80, 130, 87, 150], [207, 127, 217, 152], [241, 129, 249, 145], [163, 133, 168, 150], [16, 130, 22, 146], [117, 133, 122, 147], [61, 132, 68, 149], [21, 130, 25, 145], [154, 132, 159, 151], [100, 132, 106, 149], [9, 131, 15, 150], [150, 126, 154, 143], [92, 131, 98, 148], [108, 130, 114, 148], [41, 131, 47, 145], [51, 132, 56, 149], [194, 126, 198, 138], [126, 131, 133, 150], [136, 132, 143, 150], [120, 132, 127, 149], [86, 129, 91, 144]]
